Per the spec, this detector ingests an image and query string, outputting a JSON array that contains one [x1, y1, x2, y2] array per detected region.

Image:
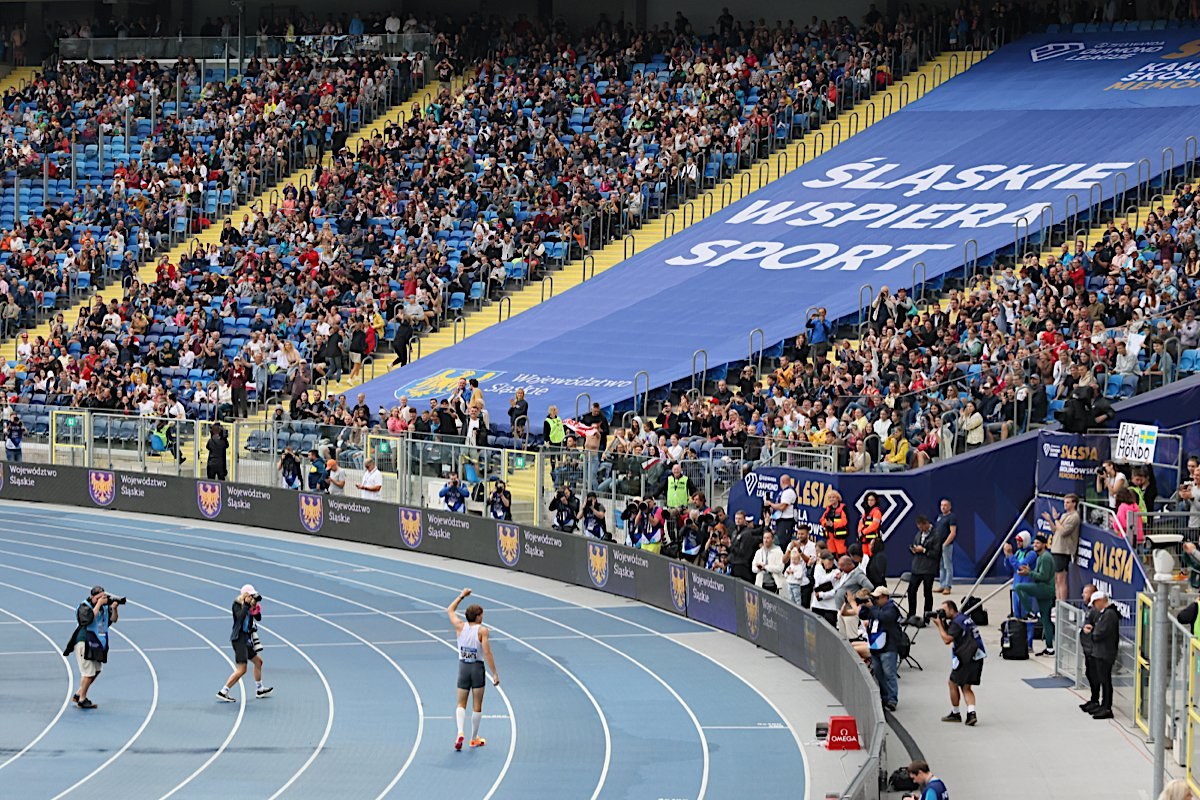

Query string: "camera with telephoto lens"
[[109, 595, 127, 605], [251, 593, 262, 604], [923, 608, 948, 623]]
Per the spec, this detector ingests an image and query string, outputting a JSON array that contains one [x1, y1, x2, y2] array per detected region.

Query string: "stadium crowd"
[[0, 9, 929, 421]]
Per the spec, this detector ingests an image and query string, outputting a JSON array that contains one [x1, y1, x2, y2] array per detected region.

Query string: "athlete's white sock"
[[471, 711, 482, 740], [256, 681, 263, 690], [455, 707, 466, 736]]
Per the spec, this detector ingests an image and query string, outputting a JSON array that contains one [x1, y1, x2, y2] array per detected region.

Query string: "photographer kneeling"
[[217, 584, 273, 703], [932, 598, 986, 727], [61, 585, 124, 709]]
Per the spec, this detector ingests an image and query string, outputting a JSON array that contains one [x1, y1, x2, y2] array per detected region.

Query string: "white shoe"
[[256, 686, 274, 698], [216, 689, 236, 703]]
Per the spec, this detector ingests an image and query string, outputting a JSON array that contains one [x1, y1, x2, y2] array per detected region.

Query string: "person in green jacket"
[[1014, 534, 1057, 655]]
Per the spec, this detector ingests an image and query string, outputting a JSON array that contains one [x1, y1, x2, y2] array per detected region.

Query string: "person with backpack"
[[933, 598, 986, 727]]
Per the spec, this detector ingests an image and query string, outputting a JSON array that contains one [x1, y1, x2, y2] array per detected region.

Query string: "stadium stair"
[[0, 66, 37, 94], [308, 50, 993, 408]]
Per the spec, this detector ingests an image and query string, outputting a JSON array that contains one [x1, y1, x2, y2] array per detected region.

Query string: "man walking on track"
[[448, 588, 499, 751]]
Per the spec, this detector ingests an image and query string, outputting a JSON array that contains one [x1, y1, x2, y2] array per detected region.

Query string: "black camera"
[[109, 596, 127, 606], [251, 593, 263, 604], [923, 608, 948, 623]]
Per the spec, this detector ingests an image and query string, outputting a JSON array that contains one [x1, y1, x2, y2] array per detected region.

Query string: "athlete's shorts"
[[457, 660, 486, 690], [1053, 553, 1071, 573], [232, 637, 252, 665]]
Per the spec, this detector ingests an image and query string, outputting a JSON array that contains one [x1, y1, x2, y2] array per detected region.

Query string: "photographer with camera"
[[932, 598, 986, 726], [217, 584, 272, 702], [549, 484, 581, 533], [1095, 459, 1128, 511], [61, 585, 124, 709], [488, 480, 512, 521], [439, 472, 470, 513], [851, 586, 903, 711], [727, 510, 763, 583], [580, 492, 609, 540]]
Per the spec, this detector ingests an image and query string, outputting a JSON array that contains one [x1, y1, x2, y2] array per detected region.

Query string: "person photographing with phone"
[[448, 588, 499, 751], [217, 584, 272, 702], [62, 585, 124, 709]]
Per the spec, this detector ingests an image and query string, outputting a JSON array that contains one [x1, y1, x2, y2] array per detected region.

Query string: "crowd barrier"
[[0, 461, 885, 799]]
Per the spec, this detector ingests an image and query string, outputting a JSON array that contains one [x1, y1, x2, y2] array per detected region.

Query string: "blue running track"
[[0, 502, 809, 799]]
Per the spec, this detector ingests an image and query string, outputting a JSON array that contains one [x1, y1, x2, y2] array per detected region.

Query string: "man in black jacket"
[[217, 584, 272, 702], [1085, 590, 1121, 719], [906, 515, 942, 624], [1078, 584, 1102, 713], [728, 510, 763, 583]]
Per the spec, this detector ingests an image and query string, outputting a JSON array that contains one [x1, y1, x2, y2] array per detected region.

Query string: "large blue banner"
[[1036, 431, 1111, 497], [359, 31, 1200, 425]]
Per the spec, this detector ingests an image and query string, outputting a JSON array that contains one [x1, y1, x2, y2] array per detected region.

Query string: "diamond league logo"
[[1042, 441, 1061, 459], [1030, 42, 1085, 62], [853, 489, 913, 543]]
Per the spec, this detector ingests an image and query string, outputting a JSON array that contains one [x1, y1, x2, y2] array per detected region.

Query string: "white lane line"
[[0, 528, 460, 800], [0, 573, 161, 800], [0, 599, 74, 771], [700, 725, 788, 730], [0, 569, 248, 800], [0, 605, 573, 626], [71, 525, 627, 800], [22, 518, 612, 800], [0, 544, 333, 800]]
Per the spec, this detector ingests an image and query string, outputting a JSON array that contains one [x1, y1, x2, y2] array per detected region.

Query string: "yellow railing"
[[1136, 592, 1153, 736]]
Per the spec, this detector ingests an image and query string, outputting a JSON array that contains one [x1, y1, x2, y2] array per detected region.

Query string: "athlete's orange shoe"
[[469, 738, 486, 748], [454, 735, 464, 751]]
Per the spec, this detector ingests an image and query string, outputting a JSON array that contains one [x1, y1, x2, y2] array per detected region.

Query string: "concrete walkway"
[[880, 588, 1178, 799]]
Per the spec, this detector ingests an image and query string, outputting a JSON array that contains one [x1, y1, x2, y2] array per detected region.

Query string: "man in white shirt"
[[356, 459, 383, 500], [766, 474, 798, 548]]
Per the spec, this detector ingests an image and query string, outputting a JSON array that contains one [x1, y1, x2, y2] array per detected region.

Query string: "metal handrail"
[[540, 276, 555, 302], [632, 371, 650, 418], [623, 234, 637, 260], [912, 261, 928, 303], [857, 284, 875, 339], [452, 317, 466, 344], [581, 255, 596, 282], [748, 328, 765, 376], [574, 393, 592, 420], [692, 349, 709, 397], [497, 296, 512, 322], [663, 211, 677, 238]]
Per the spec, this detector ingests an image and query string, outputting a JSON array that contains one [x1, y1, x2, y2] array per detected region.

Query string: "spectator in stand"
[[751, 530, 784, 594]]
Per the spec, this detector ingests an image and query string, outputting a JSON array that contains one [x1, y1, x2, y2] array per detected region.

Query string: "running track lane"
[[0, 504, 807, 800]]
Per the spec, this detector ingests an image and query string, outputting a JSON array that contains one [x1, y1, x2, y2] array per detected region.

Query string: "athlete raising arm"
[[448, 588, 499, 751]]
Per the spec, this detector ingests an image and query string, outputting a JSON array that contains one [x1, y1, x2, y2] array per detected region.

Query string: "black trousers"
[[800, 582, 814, 609], [1092, 656, 1115, 710], [1084, 657, 1099, 700], [907, 573, 936, 618], [731, 563, 754, 583], [814, 608, 839, 628], [774, 518, 795, 550]]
